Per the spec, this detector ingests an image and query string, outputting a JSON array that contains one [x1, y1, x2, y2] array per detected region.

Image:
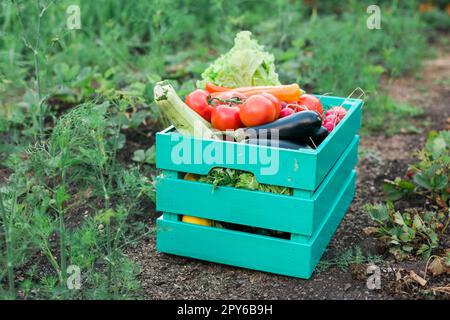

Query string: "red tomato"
[[211, 105, 243, 131], [260, 93, 281, 118], [239, 95, 277, 127], [212, 91, 247, 102], [297, 94, 323, 115], [185, 89, 213, 122], [287, 103, 308, 112]]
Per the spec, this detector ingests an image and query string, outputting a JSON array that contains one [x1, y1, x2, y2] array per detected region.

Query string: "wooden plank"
[[156, 136, 358, 235], [315, 100, 362, 187]]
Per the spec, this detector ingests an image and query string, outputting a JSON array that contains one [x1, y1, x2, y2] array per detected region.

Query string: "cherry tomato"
[[185, 89, 213, 122], [211, 105, 243, 131], [297, 94, 323, 115], [260, 93, 281, 118], [239, 95, 277, 127]]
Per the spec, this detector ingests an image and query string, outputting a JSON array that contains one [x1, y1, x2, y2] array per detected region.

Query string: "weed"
[[316, 246, 383, 273], [0, 102, 154, 299], [364, 130, 449, 261]]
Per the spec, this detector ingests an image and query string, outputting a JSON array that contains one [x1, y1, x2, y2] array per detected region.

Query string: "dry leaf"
[[363, 226, 379, 236], [396, 270, 403, 282], [435, 196, 448, 209], [428, 257, 446, 277], [431, 286, 450, 295]]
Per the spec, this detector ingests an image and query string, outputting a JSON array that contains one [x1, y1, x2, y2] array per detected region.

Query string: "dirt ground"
[[127, 51, 450, 300]]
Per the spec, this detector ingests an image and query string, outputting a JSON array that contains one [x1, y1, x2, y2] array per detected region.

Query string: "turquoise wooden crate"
[[155, 94, 362, 278], [157, 169, 356, 279], [157, 136, 359, 236], [156, 95, 363, 191]]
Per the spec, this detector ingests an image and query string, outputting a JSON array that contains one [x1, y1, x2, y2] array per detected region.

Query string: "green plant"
[[316, 246, 383, 273], [364, 131, 449, 261], [383, 130, 449, 214], [0, 185, 16, 299], [365, 202, 445, 260], [0, 101, 154, 299], [132, 146, 156, 165]]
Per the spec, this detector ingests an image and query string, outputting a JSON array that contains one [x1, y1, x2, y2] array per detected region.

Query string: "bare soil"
[[127, 51, 450, 300]]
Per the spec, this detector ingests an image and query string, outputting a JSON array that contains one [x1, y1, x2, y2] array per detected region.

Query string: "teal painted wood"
[[315, 99, 362, 187], [157, 136, 359, 235], [156, 170, 357, 279], [156, 96, 363, 191]]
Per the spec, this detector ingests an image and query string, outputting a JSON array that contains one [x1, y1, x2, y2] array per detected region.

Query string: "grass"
[[0, 0, 445, 299]]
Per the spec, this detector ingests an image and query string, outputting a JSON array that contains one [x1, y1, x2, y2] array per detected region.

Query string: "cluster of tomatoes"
[[185, 89, 324, 131]]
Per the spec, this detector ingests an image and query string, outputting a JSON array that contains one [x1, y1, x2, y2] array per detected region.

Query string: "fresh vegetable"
[[154, 81, 216, 139], [325, 106, 347, 120], [323, 115, 338, 132], [239, 95, 277, 127], [301, 126, 329, 148], [181, 173, 214, 226], [198, 31, 280, 88], [181, 215, 213, 227], [245, 138, 309, 150], [206, 82, 229, 93], [183, 173, 199, 181], [296, 94, 324, 115], [185, 89, 213, 122], [211, 104, 243, 131], [323, 106, 347, 132], [235, 111, 322, 142], [279, 107, 295, 118], [260, 93, 281, 118], [206, 83, 301, 103], [209, 91, 247, 104], [197, 168, 292, 195]]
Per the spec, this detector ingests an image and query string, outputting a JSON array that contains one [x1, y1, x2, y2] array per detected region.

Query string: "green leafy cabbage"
[[198, 31, 280, 88]]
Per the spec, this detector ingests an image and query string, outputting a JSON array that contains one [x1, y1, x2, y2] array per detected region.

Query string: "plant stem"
[[0, 191, 15, 299], [59, 172, 67, 288], [35, 0, 45, 140], [59, 207, 66, 283], [106, 222, 112, 296], [442, 215, 450, 233]]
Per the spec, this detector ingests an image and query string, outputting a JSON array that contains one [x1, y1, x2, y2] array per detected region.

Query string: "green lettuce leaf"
[[198, 31, 280, 88]]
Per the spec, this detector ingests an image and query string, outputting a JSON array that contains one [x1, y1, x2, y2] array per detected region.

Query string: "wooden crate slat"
[[157, 170, 356, 279]]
